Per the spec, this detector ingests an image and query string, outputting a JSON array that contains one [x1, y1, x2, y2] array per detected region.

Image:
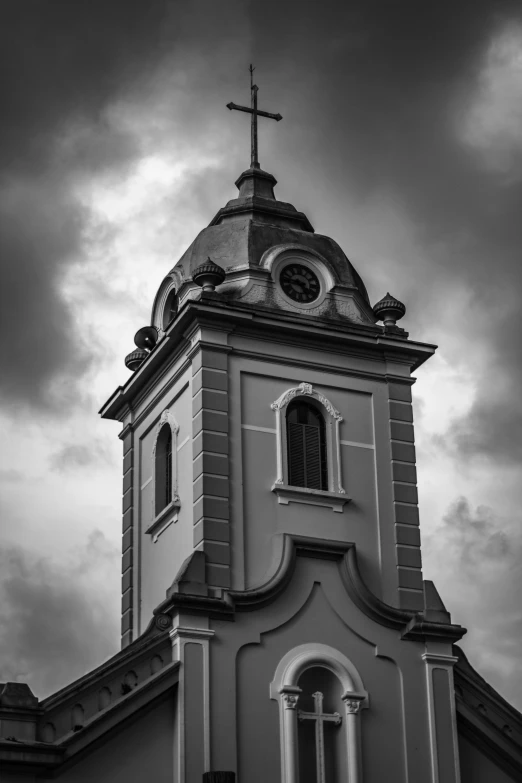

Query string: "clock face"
[[280, 264, 320, 303]]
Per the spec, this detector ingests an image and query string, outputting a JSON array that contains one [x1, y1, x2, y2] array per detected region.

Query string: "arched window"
[[155, 424, 173, 514], [286, 400, 327, 491], [270, 643, 368, 783], [162, 289, 178, 330]]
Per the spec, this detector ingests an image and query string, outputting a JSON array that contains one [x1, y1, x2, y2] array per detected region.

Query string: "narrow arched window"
[[287, 400, 327, 490], [155, 424, 173, 513]]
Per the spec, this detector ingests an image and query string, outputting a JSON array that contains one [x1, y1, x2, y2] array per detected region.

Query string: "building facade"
[[1, 163, 521, 782]]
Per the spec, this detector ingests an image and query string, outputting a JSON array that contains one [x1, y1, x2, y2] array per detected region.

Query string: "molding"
[[151, 409, 181, 524], [100, 299, 434, 420], [270, 643, 367, 783], [169, 627, 216, 642], [224, 534, 466, 645], [40, 632, 170, 712], [340, 439, 374, 450], [271, 382, 342, 420], [260, 243, 339, 287], [145, 505, 179, 542], [6, 663, 181, 775], [423, 652, 461, 783], [456, 700, 522, 780], [271, 382, 345, 494], [422, 653, 459, 666], [271, 483, 350, 513]]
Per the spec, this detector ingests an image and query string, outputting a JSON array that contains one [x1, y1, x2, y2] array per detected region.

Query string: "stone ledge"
[[145, 501, 180, 542], [271, 483, 350, 513]]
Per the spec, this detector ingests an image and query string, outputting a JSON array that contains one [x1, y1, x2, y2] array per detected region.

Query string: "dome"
[[151, 167, 373, 330]]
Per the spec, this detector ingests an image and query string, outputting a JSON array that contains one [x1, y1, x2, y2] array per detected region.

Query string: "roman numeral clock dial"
[[280, 264, 320, 303]]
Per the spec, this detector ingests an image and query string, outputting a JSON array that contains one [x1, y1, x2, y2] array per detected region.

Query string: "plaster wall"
[[228, 338, 409, 604], [134, 367, 193, 633], [206, 553, 440, 783], [54, 696, 175, 783]]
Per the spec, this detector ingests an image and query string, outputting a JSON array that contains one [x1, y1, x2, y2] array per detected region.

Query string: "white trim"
[[241, 424, 277, 434], [422, 651, 460, 783], [261, 244, 338, 310], [270, 644, 368, 783], [177, 435, 191, 451], [170, 626, 215, 781], [271, 382, 345, 494], [340, 439, 375, 450], [151, 409, 180, 525], [271, 483, 350, 513]]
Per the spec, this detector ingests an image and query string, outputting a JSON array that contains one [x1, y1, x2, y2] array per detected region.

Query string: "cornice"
[[40, 628, 169, 711], [224, 534, 465, 643], [456, 699, 522, 779], [150, 534, 464, 644], [153, 591, 235, 620], [100, 297, 435, 420], [1, 663, 180, 775]]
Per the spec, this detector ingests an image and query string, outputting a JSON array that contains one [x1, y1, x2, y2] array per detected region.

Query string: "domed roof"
[[152, 166, 372, 328], [176, 168, 368, 298]]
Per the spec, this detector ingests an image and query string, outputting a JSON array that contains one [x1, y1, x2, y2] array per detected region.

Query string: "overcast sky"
[[0, 0, 521, 711]]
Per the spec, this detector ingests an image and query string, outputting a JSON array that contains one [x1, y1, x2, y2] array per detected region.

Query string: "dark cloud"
[[246, 0, 522, 465], [0, 531, 119, 699], [423, 497, 522, 709], [0, 1, 170, 410]]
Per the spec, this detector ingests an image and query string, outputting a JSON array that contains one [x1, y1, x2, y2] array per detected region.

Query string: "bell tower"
[[99, 77, 466, 783], [100, 157, 434, 643]]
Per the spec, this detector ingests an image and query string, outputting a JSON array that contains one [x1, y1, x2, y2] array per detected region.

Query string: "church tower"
[[6, 75, 521, 783], [99, 80, 467, 783]]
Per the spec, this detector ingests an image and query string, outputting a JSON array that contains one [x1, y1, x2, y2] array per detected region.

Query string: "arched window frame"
[[271, 383, 349, 512], [270, 643, 369, 783], [148, 410, 180, 538]]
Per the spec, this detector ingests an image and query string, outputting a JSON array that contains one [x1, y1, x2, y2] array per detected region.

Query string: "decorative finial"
[[134, 325, 158, 351], [192, 258, 226, 292], [125, 348, 148, 371], [373, 293, 406, 327], [227, 65, 282, 169]]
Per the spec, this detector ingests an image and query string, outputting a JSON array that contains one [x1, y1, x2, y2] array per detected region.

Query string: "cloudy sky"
[[1, 0, 521, 711]]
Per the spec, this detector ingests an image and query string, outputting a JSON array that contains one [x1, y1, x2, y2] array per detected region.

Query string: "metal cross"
[[227, 64, 282, 170], [298, 691, 342, 783]]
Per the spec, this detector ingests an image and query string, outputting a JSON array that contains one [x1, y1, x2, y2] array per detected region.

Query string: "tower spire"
[[227, 64, 282, 169]]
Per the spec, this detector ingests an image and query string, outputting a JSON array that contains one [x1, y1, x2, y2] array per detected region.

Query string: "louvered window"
[[155, 424, 173, 513], [287, 401, 327, 490]]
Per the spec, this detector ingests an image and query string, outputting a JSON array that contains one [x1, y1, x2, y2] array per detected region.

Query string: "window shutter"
[[286, 401, 328, 491], [165, 429, 173, 507], [288, 422, 306, 487], [303, 424, 321, 489]]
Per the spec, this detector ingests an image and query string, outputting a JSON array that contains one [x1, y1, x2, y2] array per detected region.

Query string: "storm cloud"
[[1, 0, 521, 713], [423, 496, 522, 708], [0, 531, 119, 698], [0, 1, 169, 410]]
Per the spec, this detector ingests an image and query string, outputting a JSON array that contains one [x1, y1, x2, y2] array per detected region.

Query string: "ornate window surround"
[[271, 382, 350, 512], [270, 643, 369, 783], [145, 409, 181, 541]]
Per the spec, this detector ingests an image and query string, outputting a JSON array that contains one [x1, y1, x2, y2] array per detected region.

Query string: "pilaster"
[[170, 621, 215, 783], [387, 381, 424, 610], [120, 424, 135, 647], [192, 344, 232, 589]]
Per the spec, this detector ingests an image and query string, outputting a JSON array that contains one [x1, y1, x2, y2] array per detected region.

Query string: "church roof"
[[153, 166, 371, 317]]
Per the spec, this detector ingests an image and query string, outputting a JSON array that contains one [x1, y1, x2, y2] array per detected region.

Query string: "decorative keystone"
[[373, 292, 406, 326], [125, 348, 148, 372], [192, 258, 226, 292]]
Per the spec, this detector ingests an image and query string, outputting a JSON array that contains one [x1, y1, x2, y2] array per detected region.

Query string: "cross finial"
[[227, 65, 282, 169]]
